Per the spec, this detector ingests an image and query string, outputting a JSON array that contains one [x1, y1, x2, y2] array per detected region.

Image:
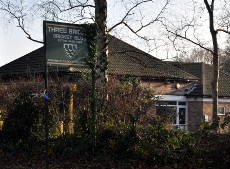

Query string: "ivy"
[[81, 24, 98, 69]]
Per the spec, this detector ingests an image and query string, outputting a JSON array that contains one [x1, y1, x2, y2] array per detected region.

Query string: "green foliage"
[[82, 23, 98, 68], [49, 135, 94, 159], [74, 109, 90, 137], [2, 91, 44, 142], [96, 78, 155, 128], [1, 77, 230, 168], [135, 117, 198, 165], [221, 112, 230, 129]]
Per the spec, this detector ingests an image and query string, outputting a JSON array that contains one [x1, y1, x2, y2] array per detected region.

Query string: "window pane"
[[218, 106, 225, 115], [156, 101, 177, 106], [178, 102, 186, 105], [156, 106, 176, 123], [156, 106, 176, 115], [179, 108, 186, 124]]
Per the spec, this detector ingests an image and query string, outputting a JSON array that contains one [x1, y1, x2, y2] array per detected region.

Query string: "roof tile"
[[167, 62, 230, 97], [0, 36, 198, 81]]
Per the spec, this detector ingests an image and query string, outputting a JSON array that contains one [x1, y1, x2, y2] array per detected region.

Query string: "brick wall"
[[203, 102, 213, 122], [189, 100, 230, 132], [187, 100, 204, 131]]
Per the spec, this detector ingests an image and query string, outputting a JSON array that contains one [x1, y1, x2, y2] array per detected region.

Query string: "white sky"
[[0, 24, 43, 66]]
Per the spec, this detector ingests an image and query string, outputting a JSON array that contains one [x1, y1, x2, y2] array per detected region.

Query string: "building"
[[1, 36, 229, 131], [168, 62, 230, 131]]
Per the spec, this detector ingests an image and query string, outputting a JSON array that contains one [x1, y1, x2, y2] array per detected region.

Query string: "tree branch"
[[42, 0, 95, 13], [108, 0, 170, 45], [108, 0, 153, 32], [109, 0, 171, 33], [204, 0, 212, 14], [0, 2, 43, 44], [135, 0, 170, 33], [216, 28, 230, 35], [165, 26, 213, 54]]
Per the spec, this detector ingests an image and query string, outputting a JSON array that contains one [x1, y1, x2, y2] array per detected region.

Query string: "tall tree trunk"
[[94, 0, 109, 83], [211, 32, 219, 129], [204, 0, 219, 129]]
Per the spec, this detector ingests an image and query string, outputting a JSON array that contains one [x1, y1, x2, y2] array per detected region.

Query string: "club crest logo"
[[63, 43, 79, 60]]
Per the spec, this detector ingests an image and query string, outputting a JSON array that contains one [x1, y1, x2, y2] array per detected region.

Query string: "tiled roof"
[[108, 36, 197, 80], [0, 36, 197, 81], [168, 62, 230, 97], [0, 47, 45, 75], [0, 47, 73, 77]]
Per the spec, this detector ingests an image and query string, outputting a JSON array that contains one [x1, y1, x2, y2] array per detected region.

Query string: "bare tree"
[[174, 47, 213, 64], [163, 0, 230, 128]]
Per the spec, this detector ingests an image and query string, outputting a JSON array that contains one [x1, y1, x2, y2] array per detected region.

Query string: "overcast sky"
[[0, 22, 43, 66]]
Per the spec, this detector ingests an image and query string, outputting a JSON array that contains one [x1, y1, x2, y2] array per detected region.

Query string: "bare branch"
[[109, 0, 170, 33], [216, 28, 230, 35], [204, 0, 212, 14], [41, 0, 95, 13], [165, 26, 213, 54], [108, 0, 171, 49], [0, 1, 43, 44], [135, 0, 170, 33], [204, 0, 215, 34], [108, 0, 153, 32]]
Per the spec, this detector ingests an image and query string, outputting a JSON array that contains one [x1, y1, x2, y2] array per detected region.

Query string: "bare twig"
[[216, 28, 230, 35], [109, 0, 170, 35], [42, 0, 94, 13], [0, 1, 43, 44]]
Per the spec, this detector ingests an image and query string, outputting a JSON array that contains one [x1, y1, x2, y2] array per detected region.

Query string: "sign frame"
[[43, 21, 89, 67]]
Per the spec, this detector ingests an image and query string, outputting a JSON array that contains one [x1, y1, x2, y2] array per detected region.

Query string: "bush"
[[2, 91, 44, 142]]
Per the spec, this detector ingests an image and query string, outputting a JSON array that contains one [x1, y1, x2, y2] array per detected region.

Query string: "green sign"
[[44, 21, 89, 66]]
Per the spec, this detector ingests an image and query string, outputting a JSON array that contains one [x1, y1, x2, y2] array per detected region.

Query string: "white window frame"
[[156, 95, 188, 130], [218, 106, 226, 115], [204, 114, 209, 122]]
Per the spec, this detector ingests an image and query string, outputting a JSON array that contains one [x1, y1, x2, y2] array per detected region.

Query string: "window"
[[156, 101, 177, 106], [178, 102, 186, 105], [204, 114, 209, 122], [218, 106, 226, 115], [156, 101, 187, 130]]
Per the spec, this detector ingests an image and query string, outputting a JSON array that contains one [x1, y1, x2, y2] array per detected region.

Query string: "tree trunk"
[[94, 0, 109, 83], [211, 34, 219, 129], [204, 0, 219, 129]]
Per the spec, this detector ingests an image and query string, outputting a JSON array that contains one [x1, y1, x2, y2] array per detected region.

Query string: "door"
[[174, 107, 187, 130]]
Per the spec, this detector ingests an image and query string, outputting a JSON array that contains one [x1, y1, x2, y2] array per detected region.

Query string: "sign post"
[[43, 21, 92, 169], [43, 21, 49, 169], [43, 21, 96, 169]]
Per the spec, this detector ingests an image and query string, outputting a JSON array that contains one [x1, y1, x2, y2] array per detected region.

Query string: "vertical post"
[[43, 21, 49, 169], [69, 83, 77, 134], [44, 65, 49, 169], [91, 67, 97, 155]]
